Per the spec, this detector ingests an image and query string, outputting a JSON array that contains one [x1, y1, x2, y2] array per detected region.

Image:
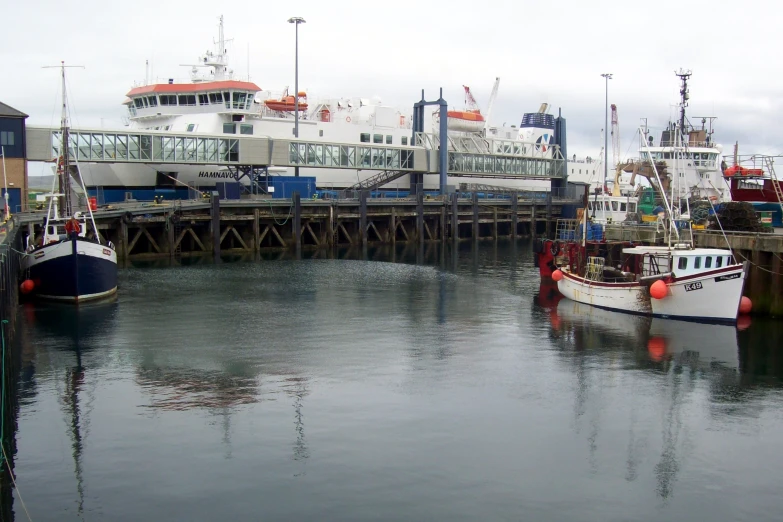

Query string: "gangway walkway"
[[25, 126, 566, 183]]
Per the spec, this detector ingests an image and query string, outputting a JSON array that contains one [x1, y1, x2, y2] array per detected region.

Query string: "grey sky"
[[4, 0, 782, 158]]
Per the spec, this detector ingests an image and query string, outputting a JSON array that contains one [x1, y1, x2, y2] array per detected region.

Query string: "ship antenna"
[[675, 69, 692, 134]]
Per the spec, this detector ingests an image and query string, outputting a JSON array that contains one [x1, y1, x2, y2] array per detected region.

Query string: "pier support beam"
[[451, 194, 459, 241], [253, 209, 260, 251], [531, 203, 537, 240], [211, 192, 220, 257], [440, 205, 446, 242], [546, 193, 553, 238], [472, 192, 479, 241], [511, 193, 518, 239], [416, 190, 424, 244], [293, 191, 301, 251], [360, 190, 368, 247]]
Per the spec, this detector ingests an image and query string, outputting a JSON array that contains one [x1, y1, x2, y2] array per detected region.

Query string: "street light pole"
[[288, 16, 306, 177], [600, 73, 612, 194]]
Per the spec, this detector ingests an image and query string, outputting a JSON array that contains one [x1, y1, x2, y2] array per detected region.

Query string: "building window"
[[386, 135, 392, 144], [678, 257, 688, 270], [223, 123, 236, 134], [402, 136, 408, 146], [198, 94, 209, 106], [240, 124, 253, 135], [373, 134, 382, 144], [360, 133, 370, 143], [186, 124, 196, 132], [705, 256, 712, 268], [0, 132, 14, 146], [694, 257, 701, 269]]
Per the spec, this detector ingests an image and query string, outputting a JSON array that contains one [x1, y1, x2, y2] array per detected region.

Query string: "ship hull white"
[[556, 264, 746, 323]]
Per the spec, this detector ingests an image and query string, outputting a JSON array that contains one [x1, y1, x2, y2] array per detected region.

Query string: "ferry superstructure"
[[65, 16, 598, 200]]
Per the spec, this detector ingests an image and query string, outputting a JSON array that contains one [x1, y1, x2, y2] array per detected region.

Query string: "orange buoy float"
[[649, 279, 667, 299], [739, 296, 752, 315], [737, 315, 752, 331], [20, 279, 34, 294], [551, 269, 563, 282]]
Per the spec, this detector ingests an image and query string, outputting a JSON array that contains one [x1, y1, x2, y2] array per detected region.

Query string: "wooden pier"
[[19, 193, 572, 262]]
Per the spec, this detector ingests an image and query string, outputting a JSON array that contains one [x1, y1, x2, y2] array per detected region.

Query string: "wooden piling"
[[511, 193, 518, 240]]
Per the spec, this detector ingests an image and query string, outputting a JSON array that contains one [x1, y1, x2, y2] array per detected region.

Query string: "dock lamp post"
[[600, 73, 612, 193], [288, 16, 305, 177]]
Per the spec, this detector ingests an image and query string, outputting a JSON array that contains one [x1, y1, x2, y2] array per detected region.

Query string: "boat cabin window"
[[187, 124, 196, 132], [232, 92, 247, 109], [694, 257, 701, 269], [223, 123, 236, 134], [402, 136, 408, 146], [360, 133, 370, 143], [199, 94, 209, 106], [611, 201, 618, 211], [664, 152, 671, 159], [386, 135, 392, 145], [240, 124, 253, 135], [628, 202, 636, 212], [678, 257, 688, 270], [705, 256, 712, 268], [148, 96, 158, 107], [178, 95, 196, 106], [209, 93, 223, 104], [716, 256, 723, 268], [134, 98, 144, 109], [620, 202, 627, 212], [159, 95, 177, 106], [373, 134, 383, 144], [223, 92, 231, 109]]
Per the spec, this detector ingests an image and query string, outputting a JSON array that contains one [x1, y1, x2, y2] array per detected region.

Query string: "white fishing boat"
[[552, 126, 751, 324], [20, 63, 118, 303]]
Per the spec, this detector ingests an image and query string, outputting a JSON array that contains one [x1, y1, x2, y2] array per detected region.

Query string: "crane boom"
[[463, 85, 479, 112], [483, 77, 500, 131]]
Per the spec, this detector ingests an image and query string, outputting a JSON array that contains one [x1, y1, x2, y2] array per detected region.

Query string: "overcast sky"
[[4, 0, 782, 159]]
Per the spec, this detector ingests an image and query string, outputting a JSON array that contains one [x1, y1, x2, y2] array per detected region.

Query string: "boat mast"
[[676, 69, 691, 136], [59, 62, 73, 218]]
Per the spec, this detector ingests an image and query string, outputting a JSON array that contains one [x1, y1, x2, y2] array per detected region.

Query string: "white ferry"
[[58, 16, 597, 202]]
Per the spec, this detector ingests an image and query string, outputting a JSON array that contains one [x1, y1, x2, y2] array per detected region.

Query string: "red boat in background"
[[722, 154, 783, 227]]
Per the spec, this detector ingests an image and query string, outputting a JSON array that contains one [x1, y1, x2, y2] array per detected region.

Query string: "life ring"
[[122, 211, 133, 224], [346, 116, 351, 123], [550, 240, 561, 256]]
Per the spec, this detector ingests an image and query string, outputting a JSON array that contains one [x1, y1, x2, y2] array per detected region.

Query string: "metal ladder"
[[763, 156, 783, 218], [346, 170, 407, 192]]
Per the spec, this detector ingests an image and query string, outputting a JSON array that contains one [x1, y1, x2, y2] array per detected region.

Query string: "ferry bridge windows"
[[159, 95, 177, 106], [240, 124, 253, 135], [678, 257, 688, 270], [134, 98, 144, 109], [232, 92, 247, 109], [147, 96, 158, 107], [386, 135, 392, 145], [224, 92, 231, 109], [401, 136, 408, 146], [187, 124, 196, 132], [199, 94, 209, 106], [178, 95, 196, 106], [209, 93, 223, 104], [373, 134, 383, 144], [223, 123, 236, 134], [360, 133, 370, 143]]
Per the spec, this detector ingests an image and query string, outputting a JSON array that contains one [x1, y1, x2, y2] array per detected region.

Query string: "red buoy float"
[[551, 269, 563, 282], [649, 279, 668, 299], [20, 279, 34, 294], [739, 296, 752, 315]]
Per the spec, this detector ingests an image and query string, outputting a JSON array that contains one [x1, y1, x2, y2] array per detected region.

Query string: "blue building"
[[0, 101, 28, 212]]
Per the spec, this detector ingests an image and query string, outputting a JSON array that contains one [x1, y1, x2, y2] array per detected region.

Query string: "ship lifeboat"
[[435, 110, 485, 132], [723, 165, 764, 177], [264, 93, 308, 112]]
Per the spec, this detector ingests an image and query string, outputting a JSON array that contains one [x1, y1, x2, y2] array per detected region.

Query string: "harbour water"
[[7, 241, 783, 521]]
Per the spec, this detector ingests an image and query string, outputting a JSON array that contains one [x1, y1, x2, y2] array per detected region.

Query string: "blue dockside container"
[[215, 182, 241, 200], [270, 176, 316, 199]]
